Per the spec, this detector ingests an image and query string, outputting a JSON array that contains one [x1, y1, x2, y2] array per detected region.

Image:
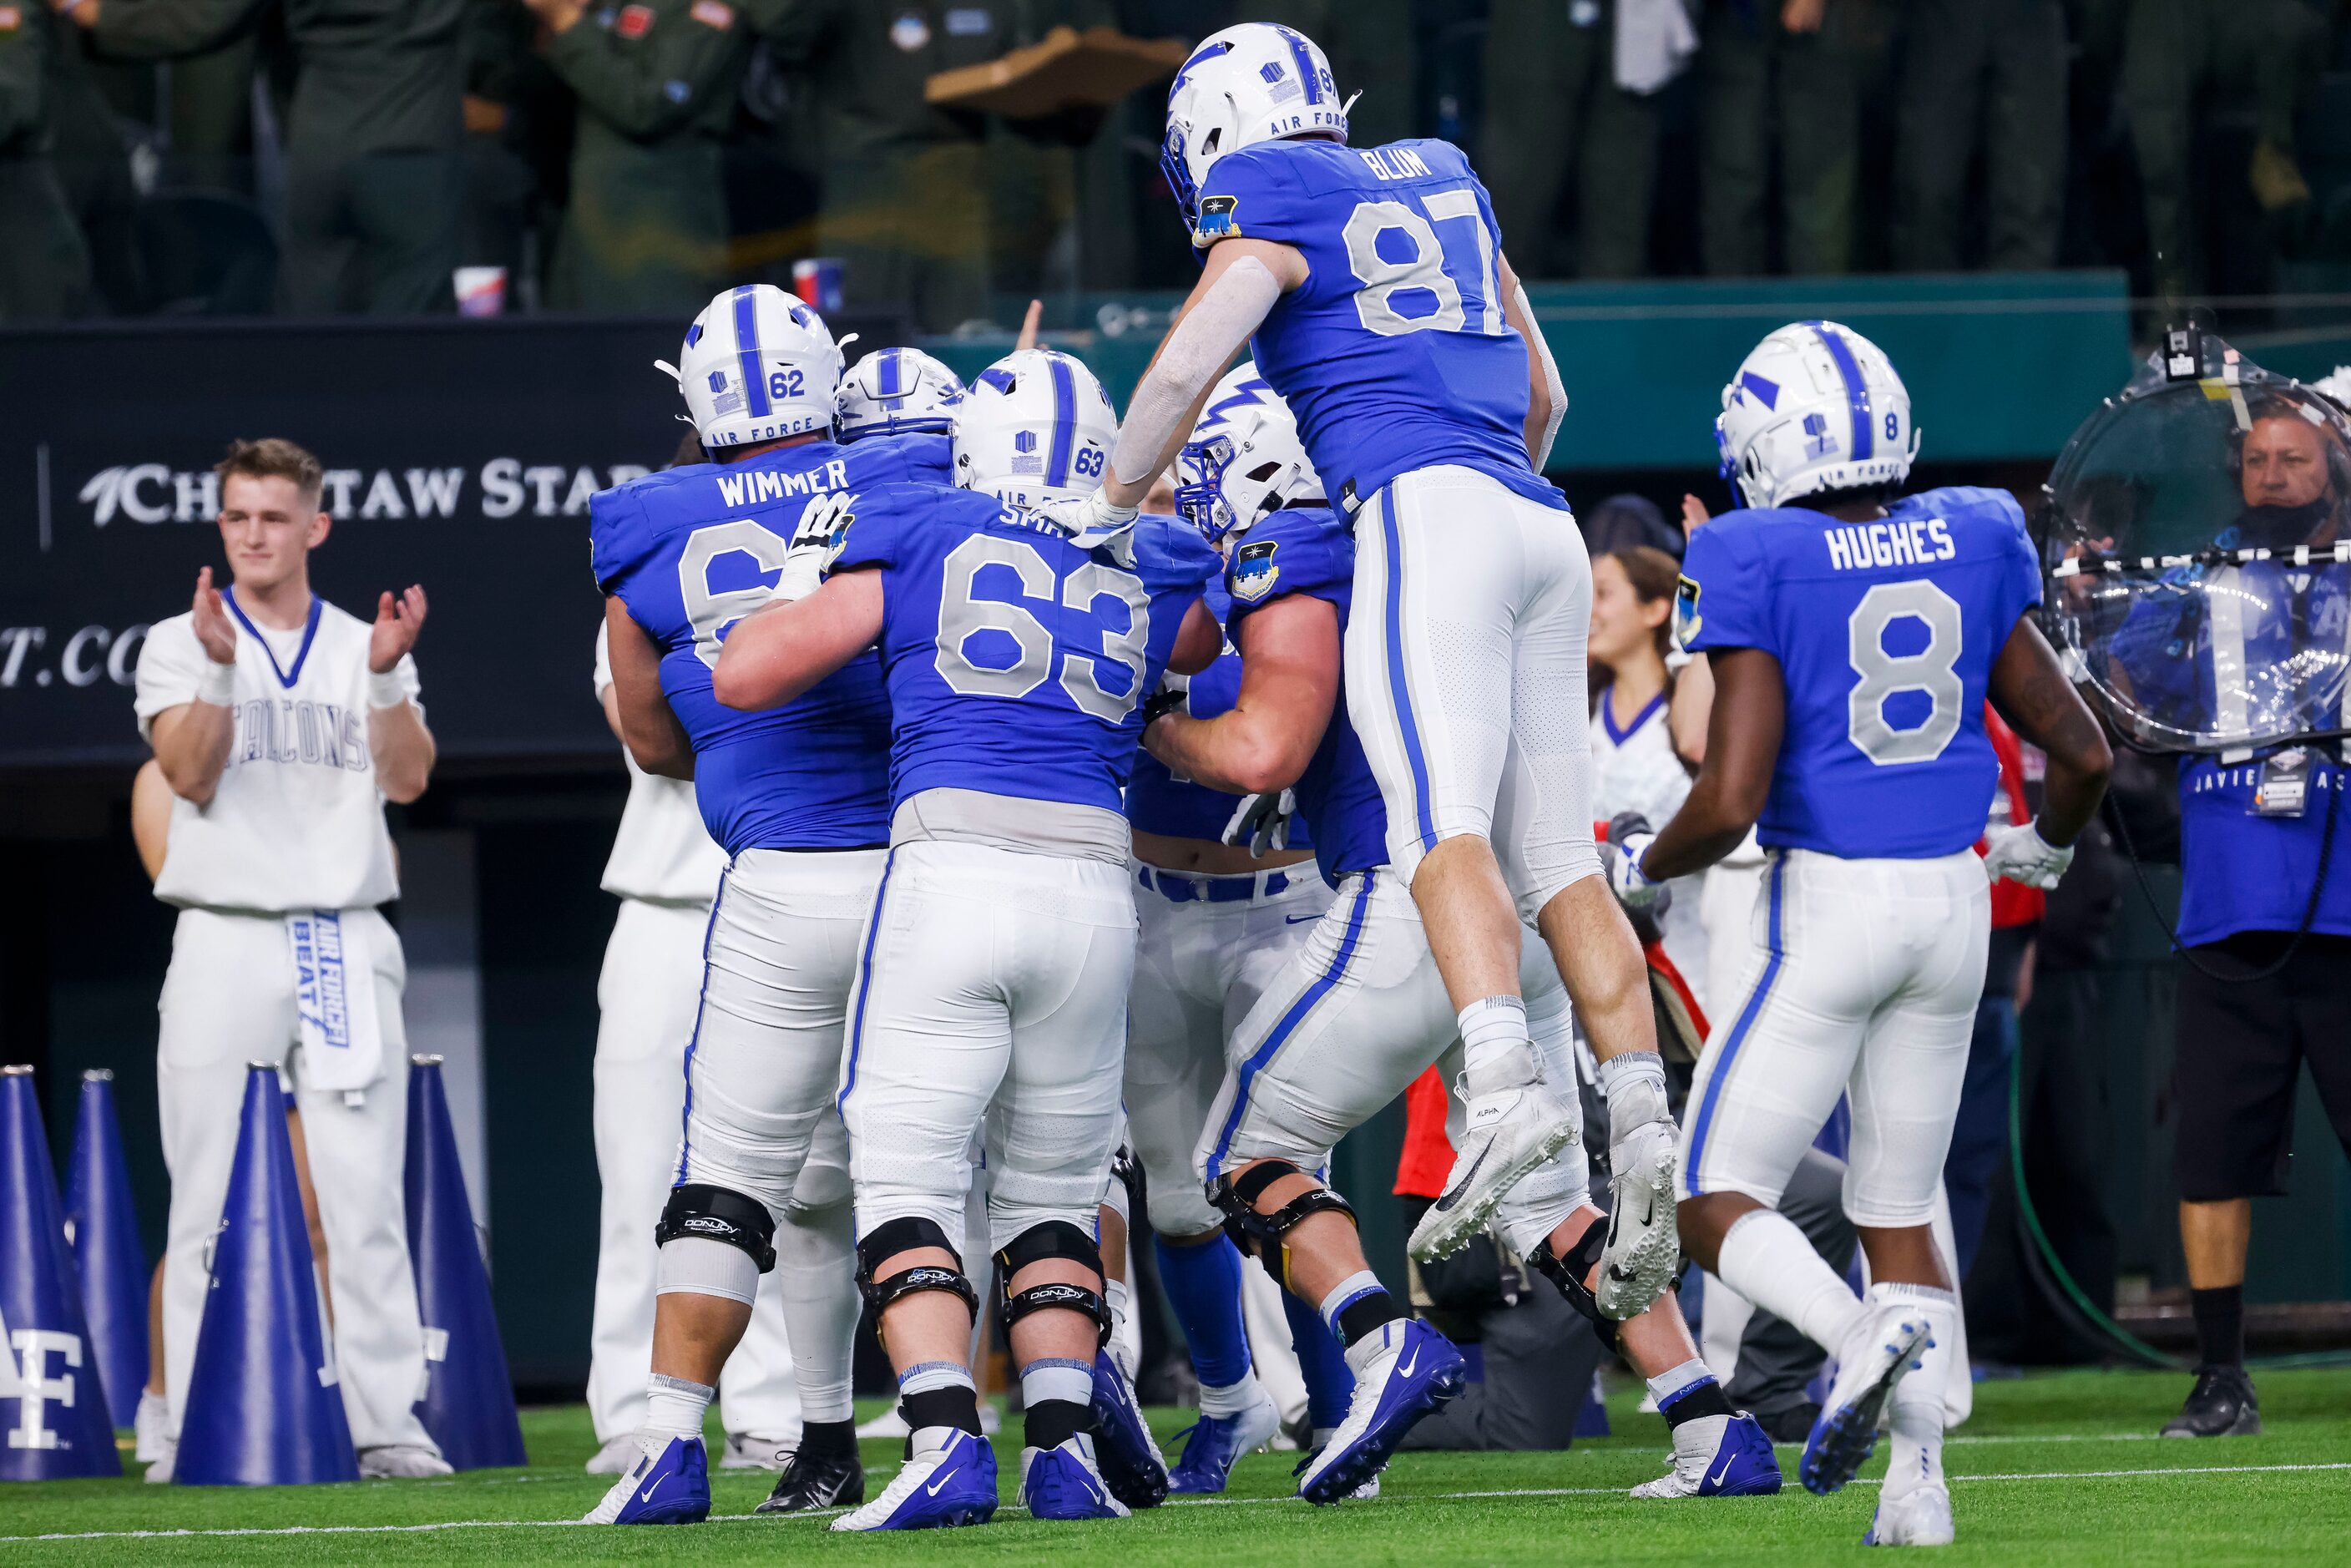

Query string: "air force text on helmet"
[[74, 459, 652, 526]]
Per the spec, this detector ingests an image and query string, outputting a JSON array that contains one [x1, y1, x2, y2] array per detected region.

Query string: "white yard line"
[[8, 1459, 2347, 1544]]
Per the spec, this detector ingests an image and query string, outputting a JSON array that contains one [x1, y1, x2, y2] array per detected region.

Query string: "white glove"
[[1981, 821, 2074, 890], [771, 489, 857, 604], [1602, 830, 1665, 913], [1221, 788, 1296, 858], [1034, 487, 1140, 552]]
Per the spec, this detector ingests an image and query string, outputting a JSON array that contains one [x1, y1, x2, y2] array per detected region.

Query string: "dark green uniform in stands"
[[0, 3, 94, 320], [1893, 0, 2066, 272], [544, 0, 751, 312], [2121, 0, 2328, 301], [1480, 0, 1659, 280], [1697, 0, 1861, 276], [90, 0, 465, 313], [757, 0, 1013, 332]]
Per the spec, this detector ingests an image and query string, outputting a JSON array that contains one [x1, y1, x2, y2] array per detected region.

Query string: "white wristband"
[[367, 668, 409, 710], [196, 660, 236, 706]]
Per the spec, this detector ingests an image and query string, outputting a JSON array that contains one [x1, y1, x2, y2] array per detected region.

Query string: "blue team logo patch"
[[1673, 574, 1701, 648], [1014, 429, 1038, 453], [1802, 411, 1838, 461], [1231, 539, 1280, 603], [1193, 195, 1241, 245]]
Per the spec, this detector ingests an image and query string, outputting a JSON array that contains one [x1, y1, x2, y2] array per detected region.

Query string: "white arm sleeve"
[[1517, 283, 1566, 472], [1110, 255, 1283, 488]]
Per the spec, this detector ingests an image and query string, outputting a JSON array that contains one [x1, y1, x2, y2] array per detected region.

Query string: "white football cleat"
[[1865, 1481, 1956, 1546], [722, 1431, 789, 1471], [1595, 1116, 1681, 1318], [588, 1429, 645, 1475], [1628, 1411, 1782, 1499], [833, 1426, 998, 1531], [1408, 1080, 1579, 1262], [356, 1444, 453, 1479], [1802, 1308, 1934, 1495]]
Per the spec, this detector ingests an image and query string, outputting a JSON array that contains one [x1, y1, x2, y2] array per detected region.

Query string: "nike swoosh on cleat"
[[1432, 1144, 1492, 1212], [1709, 1459, 1734, 1488], [1397, 1347, 1419, 1378], [924, 1468, 960, 1497], [638, 1475, 665, 1504]]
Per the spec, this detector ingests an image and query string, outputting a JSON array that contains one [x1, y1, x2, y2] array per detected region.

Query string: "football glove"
[[1221, 788, 1296, 858], [1034, 488, 1140, 553], [1600, 812, 1666, 916], [771, 489, 857, 604], [1140, 673, 1189, 730], [1980, 821, 2074, 889]]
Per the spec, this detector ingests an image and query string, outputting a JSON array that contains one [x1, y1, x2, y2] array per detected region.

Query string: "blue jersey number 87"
[[1342, 190, 1506, 341]]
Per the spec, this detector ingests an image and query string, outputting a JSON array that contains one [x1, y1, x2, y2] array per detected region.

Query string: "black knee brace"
[[1529, 1222, 1618, 1353], [655, 1183, 776, 1272], [856, 1216, 978, 1331], [1211, 1161, 1358, 1290], [998, 1221, 1110, 1343]]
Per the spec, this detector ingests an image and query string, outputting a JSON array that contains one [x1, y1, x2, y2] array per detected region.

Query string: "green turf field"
[[5, 1368, 2347, 1564]]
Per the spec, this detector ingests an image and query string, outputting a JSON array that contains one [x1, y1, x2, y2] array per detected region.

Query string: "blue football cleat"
[[579, 1434, 710, 1525], [1802, 1313, 1934, 1495], [1295, 1318, 1466, 1505], [1090, 1348, 1169, 1508], [1631, 1410, 1783, 1498], [1168, 1389, 1282, 1495], [832, 1427, 998, 1532], [1021, 1434, 1130, 1521]]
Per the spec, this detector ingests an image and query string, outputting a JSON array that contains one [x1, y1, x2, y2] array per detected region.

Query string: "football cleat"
[[1296, 1319, 1466, 1505], [1090, 1347, 1170, 1508], [722, 1431, 788, 1471], [755, 1444, 867, 1514], [581, 1434, 710, 1524], [587, 1429, 644, 1475], [1021, 1434, 1132, 1521], [2161, 1366, 2262, 1438], [1863, 1481, 1956, 1546], [1595, 1117, 1681, 1318], [1294, 1445, 1382, 1499], [1629, 1411, 1782, 1499], [1169, 1389, 1282, 1495], [832, 1427, 997, 1532], [1802, 1312, 1933, 1495], [1408, 1080, 1579, 1262], [357, 1444, 453, 1479]]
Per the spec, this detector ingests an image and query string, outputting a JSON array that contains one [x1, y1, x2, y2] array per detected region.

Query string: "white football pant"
[[1345, 465, 1601, 916], [1678, 848, 1990, 1227], [841, 841, 1134, 1253], [154, 907, 435, 1454], [1124, 864, 1327, 1237], [589, 896, 796, 1444]]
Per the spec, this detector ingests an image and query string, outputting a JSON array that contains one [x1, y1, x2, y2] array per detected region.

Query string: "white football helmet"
[[1715, 321, 1920, 509], [665, 284, 843, 450], [1175, 362, 1323, 544], [953, 349, 1119, 510], [1162, 23, 1347, 235], [836, 346, 967, 443]]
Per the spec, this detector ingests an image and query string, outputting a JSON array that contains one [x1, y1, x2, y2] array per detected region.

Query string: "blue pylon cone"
[[0, 1065, 123, 1479], [404, 1055, 524, 1469], [64, 1070, 149, 1430], [176, 1064, 357, 1485]]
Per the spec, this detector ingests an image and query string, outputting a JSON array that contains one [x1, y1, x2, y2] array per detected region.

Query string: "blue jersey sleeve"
[[1191, 144, 1309, 249], [829, 484, 923, 577], [1676, 519, 1777, 656], [1227, 510, 1351, 620], [588, 485, 652, 599]]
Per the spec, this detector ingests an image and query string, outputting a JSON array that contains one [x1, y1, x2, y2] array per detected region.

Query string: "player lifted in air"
[[1145, 372, 1782, 1504], [1034, 23, 1678, 1312], [715, 350, 1222, 1530], [584, 286, 952, 1525], [1610, 323, 2113, 1545]]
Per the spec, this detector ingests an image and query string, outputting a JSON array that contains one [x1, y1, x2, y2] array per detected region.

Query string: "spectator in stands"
[[0, 1, 96, 319], [1893, 0, 2066, 271], [2120, 0, 2329, 301], [522, 0, 752, 312], [58, 0, 468, 315], [1696, 0, 1862, 276], [1479, 0, 1670, 280]]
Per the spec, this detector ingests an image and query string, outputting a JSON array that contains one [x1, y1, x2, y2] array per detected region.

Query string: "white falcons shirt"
[[594, 623, 726, 906], [134, 594, 419, 914]]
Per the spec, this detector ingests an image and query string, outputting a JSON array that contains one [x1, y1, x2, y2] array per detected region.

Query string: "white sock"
[[1019, 1358, 1095, 1414], [1597, 1050, 1671, 1134], [645, 1373, 714, 1442], [1197, 1374, 1263, 1418], [1105, 1276, 1131, 1338], [1716, 1208, 1867, 1354], [776, 1200, 860, 1424], [1873, 1282, 1955, 1499], [1459, 995, 1536, 1096], [1644, 1357, 1713, 1408]]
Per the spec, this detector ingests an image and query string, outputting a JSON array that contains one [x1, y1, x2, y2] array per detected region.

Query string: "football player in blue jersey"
[[582, 286, 956, 1525], [1119, 372, 1345, 1494], [1029, 22, 1678, 1313], [835, 345, 966, 448], [1145, 379, 1782, 1505], [714, 350, 1222, 1530], [1610, 323, 2113, 1545]]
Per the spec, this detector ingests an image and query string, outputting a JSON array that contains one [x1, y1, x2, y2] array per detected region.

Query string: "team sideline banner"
[[0, 311, 905, 771]]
